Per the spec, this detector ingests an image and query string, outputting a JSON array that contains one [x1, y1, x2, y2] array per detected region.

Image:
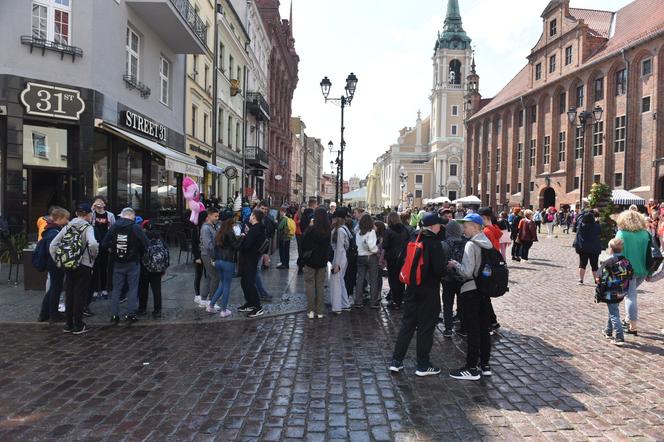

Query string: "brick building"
[[256, 0, 299, 205], [465, 0, 664, 210]]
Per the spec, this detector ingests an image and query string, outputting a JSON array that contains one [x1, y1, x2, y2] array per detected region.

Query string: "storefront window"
[[150, 156, 178, 218], [117, 146, 144, 211], [93, 133, 109, 197], [23, 124, 68, 168]]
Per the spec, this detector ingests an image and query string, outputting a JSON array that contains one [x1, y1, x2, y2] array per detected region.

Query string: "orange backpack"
[[399, 233, 424, 286]]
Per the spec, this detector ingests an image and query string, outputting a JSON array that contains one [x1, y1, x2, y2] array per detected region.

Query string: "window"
[[117, 147, 144, 211], [192, 54, 199, 80], [559, 92, 567, 114], [593, 174, 601, 184], [449, 163, 458, 176], [451, 105, 459, 116], [549, 54, 556, 73], [543, 136, 551, 165], [495, 148, 500, 172], [615, 172, 623, 187], [217, 107, 223, 143], [506, 184, 510, 194], [415, 174, 423, 184], [592, 121, 603, 156], [159, 56, 170, 106], [219, 42, 225, 71], [616, 69, 627, 96], [227, 116, 232, 147], [93, 133, 108, 198], [126, 27, 140, 79], [497, 119, 502, 131], [517, 143, 523, 169], [642, 96, 651, 113], [614, 115, 626, 152], [204, 64, 210, 91], [535, 63, 542, 80], [517, 183, 523, 193], [550, 19, 557, 37], [558, 131, 566, 162], [229, 55, 234, 79], [23, 124, 68, 168], [576, 85, 584, 108], [529, 139, 536, 167], [575, 127, 584, 160], [518, 110, 524, 127], [415, 189, 423, 198], [642, 58, 652, 76], [191, 104, 197, 138], [594, 77, 604, 102], [531, 105, 537, 123], [237, 67, 242, 88], [451, 125, 458, 136], [32, 0, 71, 44], [529, 182, 535, 192], [574, 176, 580, 189], [565, 46, 573, 65], [235, 122, 240, 151], [448, 190, 457, 201], [496, 185, 500, 194], [203, 113, 209, 144]]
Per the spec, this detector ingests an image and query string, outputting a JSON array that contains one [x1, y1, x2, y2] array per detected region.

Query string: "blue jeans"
[[210, 260, 235, 310], [605, 303, 624, 340], [624, 276, 646, 322], [111, 261, 140, 316]]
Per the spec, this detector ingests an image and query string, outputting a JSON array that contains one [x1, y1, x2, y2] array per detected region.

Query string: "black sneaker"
[[415, 366, 441, 377], [626, 329, 638, 336], [72, 323, 90, 335], [612, 338, 625, 346], [238, 304, 253, 313], [449, 366, 481, 381], [110, 315, 120, 325], [622, 319, 630, 329], [247, 307, 264, 318], [480, 365, 492, 376], [601, 329, 612, 339], [443, 329, 454, 338], [63, 324, 74, 333], [389, 360, 404, 373], [124, 315, 138, 323]]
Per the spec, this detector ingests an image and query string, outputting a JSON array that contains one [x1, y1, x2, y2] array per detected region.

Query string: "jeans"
[[442, 280, 462, 331], [511, 240, 521, 259], [40, 267, 64, 320], [355, 254, 380, 306], [386, 258, 404, 306], [210, 260, 235, 310], [624, 276, 646, 322], [111, 261, 141, 316], [305, 266, 327, 314], [201, 256, 219, 301], [392, 286, 441, 369], [65, 266, 92, 329], [520, 241, 533, 260], [606, 303, 624, 339], [279, 240, 291, 267], [139, 269, 162, 313], [461, 290, 492, 368], [240, 258, 261, 308]]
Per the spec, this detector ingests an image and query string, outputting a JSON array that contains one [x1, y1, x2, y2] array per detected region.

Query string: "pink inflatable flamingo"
[[183, 177, 205, 225]]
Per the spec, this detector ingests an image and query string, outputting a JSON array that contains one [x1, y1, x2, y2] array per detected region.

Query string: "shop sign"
[[20, 82, 85, 121], [165, 158, 204, 177], [121, 110, 167, 142]]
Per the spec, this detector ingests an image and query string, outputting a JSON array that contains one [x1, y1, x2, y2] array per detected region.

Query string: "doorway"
[[27, 168, 71, 238], [542, 187, 556, 208]]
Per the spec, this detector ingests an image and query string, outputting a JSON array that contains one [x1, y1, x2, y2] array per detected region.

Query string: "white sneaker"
[[317, 314, 325, 319], [194, 295, 202, 305], [92, 291, 98, 298], [307, 311, 315, 319], [58, 303, 66, 313], [206, 304, 216, 313], [220, 309, 232, 318], [199, 300, 210, 308]]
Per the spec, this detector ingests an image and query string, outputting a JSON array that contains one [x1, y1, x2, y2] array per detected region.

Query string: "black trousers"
[[392, 285, 441, 369], [65, 266, 92, 329], [441, 279, 462, 331], [239, 258, 261, 308], [40, 267, 64, 320], [520, 240, 534, 260], [194, 261, 204, 297], [139, 269, 162, 313], [511, 240, 521, 259], [461, 290, 491, 368], [386, 258, 404, 305]]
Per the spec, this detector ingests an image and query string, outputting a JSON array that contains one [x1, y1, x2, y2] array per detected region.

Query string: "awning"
[[453, 195, 482, 205], [96, 120, 204, 177], [196, 157, 224, 175], [612, 189, 646, 206]]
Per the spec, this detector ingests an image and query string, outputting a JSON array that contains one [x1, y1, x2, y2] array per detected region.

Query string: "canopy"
[[343, 187, 367, 202], [432, 196, 451, 204], [453, 195, 482, 205], [612, 189, 646, 206]]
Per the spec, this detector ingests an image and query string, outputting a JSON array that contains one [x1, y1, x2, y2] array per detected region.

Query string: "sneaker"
[[307, 311, 315, 319], [480, 365, 492, 376], [194, 295, 202, 305], [415, 366, 441, 377], [622, 319, 630, 328], [92, 292, 98, 300], [247, 307, 264, 318], [577, 280, 584, 285], [58, 302, 66, 313], [219, 309, 232, 318], [612, 338, 625, 346], [442, 329, 454, 338], [491, 322, 501, 330], [101, 290, 109, 299], [389, 360, 404, 373], [206, 304, 217, 314], [626, 329, 638, 336], [238, 304, 253, 313], [449, 366, 481, 381], [317, 314, 325, 319], [72, 324, 90, 335], [124, 315, 138, 323], [198, 300, 210, 308], [602, 329, 612, 339], [110, 315, 120, 325], [63, 324, 74, 333]]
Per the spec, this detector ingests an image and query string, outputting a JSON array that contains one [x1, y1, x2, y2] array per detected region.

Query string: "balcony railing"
[[245, 146, 269, 168], [21, 35, 83, 61], [170, 0, 208, 46], [247, 92, 271, 121]]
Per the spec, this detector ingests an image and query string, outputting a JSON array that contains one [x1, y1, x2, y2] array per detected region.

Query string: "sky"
[[278, 0, 632, 180]]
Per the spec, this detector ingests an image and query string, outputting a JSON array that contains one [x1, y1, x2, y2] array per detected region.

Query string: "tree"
[[587, 182, 616, 248]]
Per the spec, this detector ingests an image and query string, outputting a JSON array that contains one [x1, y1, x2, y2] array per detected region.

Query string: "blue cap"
[[421, 213, 445, 227], [76, 202, 92, 214], [135, 216, 144, 225], [458, 213, 484, 226]]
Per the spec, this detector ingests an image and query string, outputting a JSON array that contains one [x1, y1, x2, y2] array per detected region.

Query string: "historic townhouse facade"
[[465, 0, 664, 210]]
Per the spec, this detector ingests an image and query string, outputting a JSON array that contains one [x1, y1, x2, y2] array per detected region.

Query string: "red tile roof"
[[470, 0, 664, 121]]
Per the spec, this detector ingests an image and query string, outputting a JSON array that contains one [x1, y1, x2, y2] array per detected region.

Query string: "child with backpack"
[[596, 238, 633, 346], [138, 220, 169, 318], [36, 207, 70, 323], [277, 206, 294, 269]]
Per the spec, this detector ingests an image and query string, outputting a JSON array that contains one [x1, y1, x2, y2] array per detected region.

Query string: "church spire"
[[435, 0, 472, 52], [444, 0, 462, 28]]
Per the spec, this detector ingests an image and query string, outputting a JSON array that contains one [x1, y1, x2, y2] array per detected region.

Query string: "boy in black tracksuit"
[[238, 209, 267, 318], [390, 213, 447, 377]]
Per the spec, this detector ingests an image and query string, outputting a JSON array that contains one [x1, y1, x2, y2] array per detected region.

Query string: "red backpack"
[[399, 233, 424, 286]]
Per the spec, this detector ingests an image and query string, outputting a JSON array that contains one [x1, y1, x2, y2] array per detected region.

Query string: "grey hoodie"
[[49, 217, 99, 268], [453, 231, 493, 293]]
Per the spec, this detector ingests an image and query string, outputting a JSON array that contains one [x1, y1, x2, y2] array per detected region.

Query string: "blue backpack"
[[32, 228, 59, 272]]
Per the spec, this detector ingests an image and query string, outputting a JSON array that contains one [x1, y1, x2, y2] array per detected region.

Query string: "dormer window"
[[549, 19, 557, 37]]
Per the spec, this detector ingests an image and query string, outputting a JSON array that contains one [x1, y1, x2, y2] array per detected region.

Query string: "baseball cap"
[[76, 202, 92, 214], [333, 207, 349, 219], [421, 213, 445, 227], [221, 210, 234, 221], [457, 213, 484, 226]]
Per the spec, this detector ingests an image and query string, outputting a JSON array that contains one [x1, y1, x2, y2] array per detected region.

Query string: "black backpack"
[[113, 224, 135, 263], [474, 247, 509, 298], [345, 227, 358, 259]]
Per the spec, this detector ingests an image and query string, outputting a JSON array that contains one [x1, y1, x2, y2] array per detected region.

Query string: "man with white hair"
[[102, 207, 149, 324]]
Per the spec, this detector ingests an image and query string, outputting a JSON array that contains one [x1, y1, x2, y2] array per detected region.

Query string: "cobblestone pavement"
[[0, 232, 663, 441]]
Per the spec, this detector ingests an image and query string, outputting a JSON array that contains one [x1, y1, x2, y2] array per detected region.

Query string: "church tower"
[[429, 0, 473, 201]]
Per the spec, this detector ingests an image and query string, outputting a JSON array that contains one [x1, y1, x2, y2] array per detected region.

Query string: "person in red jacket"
[[478, 207, 502, 332]]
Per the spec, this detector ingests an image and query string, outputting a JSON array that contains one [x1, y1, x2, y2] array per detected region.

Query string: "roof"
[[470, 0, 664, 120]]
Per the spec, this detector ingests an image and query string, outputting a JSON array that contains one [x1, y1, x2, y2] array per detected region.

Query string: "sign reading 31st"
[[20, 82, 86, 121]]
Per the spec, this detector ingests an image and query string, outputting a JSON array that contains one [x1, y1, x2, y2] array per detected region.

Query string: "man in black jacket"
[[238, 209, 267, 318], [390, 213, 447, 377], [382, 211, 410, 310]]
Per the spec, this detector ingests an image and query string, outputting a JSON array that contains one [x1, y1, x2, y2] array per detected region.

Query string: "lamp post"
[[399, 166, 408, 209], [567, 105, 603, 210], [328, 140, 341, 202], [320, 73, 358, 205]]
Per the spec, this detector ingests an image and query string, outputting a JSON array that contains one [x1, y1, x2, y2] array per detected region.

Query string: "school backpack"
[[474, 246, 509, 298], [442, 236, 468, 281], [53, 224, 90, 270], [113, 224, 135, 263], [31, 229, 58, 272], [286, 217, 296, 237], [142, 238, 169, 273], [345, 226, 358, 259], [399, 233, 424, 286], [595, 256, 633, 304]]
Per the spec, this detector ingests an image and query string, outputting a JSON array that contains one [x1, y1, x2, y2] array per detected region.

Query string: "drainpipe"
[[621, 48, 630, 190]]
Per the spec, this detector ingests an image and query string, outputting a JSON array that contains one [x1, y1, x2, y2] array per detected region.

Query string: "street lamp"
[[328, 141, 342, 202], [567, 105, 603, 210], [320, 72, 359, 205], [399, 166, 408, 209]]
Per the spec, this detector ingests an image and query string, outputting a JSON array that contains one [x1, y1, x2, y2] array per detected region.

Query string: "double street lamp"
[[567, 105, 603, 210], [399, 166, 408, 209], [320, 72, 358, 205], [329, 141, 341, 202]]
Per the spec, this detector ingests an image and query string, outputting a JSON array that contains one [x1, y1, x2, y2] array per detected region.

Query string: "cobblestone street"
[[0, 234, 663, 441]]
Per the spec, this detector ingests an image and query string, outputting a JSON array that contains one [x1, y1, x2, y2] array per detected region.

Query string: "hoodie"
[[49, 217, 99, 268], [42, 222, 63, 270], [382, 223, 410, 262], [102, 217, 148, 263], [452, 231, 494, 294]]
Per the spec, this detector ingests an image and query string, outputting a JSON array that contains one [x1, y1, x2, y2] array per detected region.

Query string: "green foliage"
[[587, 182, 616, 248], [0, 232, 28, 263]]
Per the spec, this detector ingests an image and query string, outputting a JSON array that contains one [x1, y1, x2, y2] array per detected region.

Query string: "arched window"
[[449, 60, 462, 85]]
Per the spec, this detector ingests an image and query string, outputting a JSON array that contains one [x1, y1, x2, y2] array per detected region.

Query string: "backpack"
[[113, 224, 135, 263], [286, 217, 296, 237], [345, 226, 358, 259], [442, 236, 468, 281], [32, 235, 51, 272], [53, 224, 90, 270], [595, 256, 633, 304], [142, 238, 169, 273], [474, 246, 509, 298], [399, 233, 424, 286], [547, 213, 554, 223]]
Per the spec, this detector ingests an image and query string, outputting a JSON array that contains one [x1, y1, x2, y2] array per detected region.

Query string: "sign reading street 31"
[[20, 82, 86, 121]]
